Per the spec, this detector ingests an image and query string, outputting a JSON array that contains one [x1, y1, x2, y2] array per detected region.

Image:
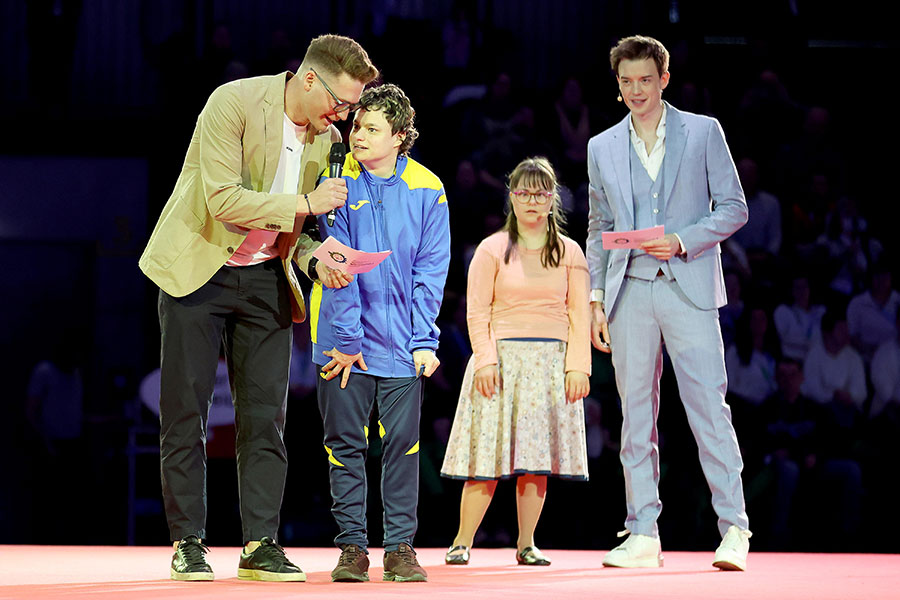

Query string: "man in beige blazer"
[[139, 34, 378, 582]]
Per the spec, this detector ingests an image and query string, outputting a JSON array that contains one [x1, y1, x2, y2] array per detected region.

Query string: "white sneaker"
[[713, 525, 751, 571], [602, 532, 663, 568]]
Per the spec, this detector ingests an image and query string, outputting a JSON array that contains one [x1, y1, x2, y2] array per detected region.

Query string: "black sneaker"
[[170, 535, 214, 581], [237, 537, 306, 581], [331, 544, 370, 582], [383, 543, 427, 582]]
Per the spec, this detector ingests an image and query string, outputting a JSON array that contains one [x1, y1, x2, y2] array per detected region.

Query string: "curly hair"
[[609, 35, 669, 77], [358, 83, 419, 155]]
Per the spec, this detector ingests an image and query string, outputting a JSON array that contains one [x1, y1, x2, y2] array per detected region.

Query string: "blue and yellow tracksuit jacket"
[[310, 154, 451, 377]]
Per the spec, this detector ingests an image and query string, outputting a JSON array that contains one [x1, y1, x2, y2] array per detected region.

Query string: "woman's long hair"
[[502, 157, 567, 268]]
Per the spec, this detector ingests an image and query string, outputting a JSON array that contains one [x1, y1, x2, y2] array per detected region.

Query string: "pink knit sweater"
[[466, 231, 591, 374]]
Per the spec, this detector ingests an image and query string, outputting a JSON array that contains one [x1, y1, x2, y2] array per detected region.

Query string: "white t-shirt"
[[226, 113, 307, 266], [801, 341, 867, 409]]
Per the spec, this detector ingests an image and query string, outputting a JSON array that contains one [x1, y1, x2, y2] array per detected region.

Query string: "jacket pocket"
[[149, 196, 206, 269]]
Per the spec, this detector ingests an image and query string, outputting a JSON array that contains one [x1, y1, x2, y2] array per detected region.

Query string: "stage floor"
[[1, 545, 898, 599]]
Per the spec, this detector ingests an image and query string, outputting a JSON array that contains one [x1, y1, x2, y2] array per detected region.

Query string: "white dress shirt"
[[628, 103, 667, 181], [591, 104, 682, 305]]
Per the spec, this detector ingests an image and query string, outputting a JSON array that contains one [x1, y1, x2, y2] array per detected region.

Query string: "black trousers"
[[158, 259, 293, 544]]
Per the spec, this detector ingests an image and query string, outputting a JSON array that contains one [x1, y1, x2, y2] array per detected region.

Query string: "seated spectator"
[[26, 332, 84, 456], [448, 158, 500, 248], [773, 274, 825, 361], [755, 358, 820, 548], [785, 171, 836, 253], [550, 76, 591, 189], [870, 309, 900, 419], [847, 261, 899, 363], [816, 196, 877, 296], [776, 106, 847, 204], [759, 356, 863, 551], [801, 306, 867, 410], [25, 329, 87, 542], [738, 70, 799, 171], [719, 270, 745, 349], [440, 0, 482, 86], [732, 157, 782, 256], [726, 306, 779, 405]]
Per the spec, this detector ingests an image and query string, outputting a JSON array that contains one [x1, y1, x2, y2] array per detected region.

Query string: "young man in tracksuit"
[[309, 83, 450, 582]]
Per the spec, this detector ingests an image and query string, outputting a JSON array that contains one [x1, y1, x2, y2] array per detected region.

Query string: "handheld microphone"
[[327, 142, 347, 227]]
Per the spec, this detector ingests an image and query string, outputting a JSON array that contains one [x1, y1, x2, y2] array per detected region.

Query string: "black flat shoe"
[[516, 546, 551, 566], [445, 545, 470, 565]]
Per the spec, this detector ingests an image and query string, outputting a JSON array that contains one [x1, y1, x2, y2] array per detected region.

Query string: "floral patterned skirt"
[[441, 339, 589, 481]]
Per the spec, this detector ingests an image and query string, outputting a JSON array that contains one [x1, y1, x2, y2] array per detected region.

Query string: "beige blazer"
[[139, 72, 339, 322]]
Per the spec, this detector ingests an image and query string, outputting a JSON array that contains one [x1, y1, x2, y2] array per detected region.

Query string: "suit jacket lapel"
[[608, 114, 634, 227], [662, 102, 686, 209], [262, 73, 287, 194], [299, 129, 327, 194]]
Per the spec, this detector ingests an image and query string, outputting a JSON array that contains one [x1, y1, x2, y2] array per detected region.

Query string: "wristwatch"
[[307, 256, 320, 281]]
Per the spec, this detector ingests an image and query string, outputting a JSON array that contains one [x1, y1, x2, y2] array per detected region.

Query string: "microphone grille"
[[330, 142, 346, 162]]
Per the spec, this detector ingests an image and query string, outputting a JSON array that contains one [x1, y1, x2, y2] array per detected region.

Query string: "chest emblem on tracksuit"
[[350, 200, 370, 210]]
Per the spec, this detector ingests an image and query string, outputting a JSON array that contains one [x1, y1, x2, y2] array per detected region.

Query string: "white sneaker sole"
[[237, 568, 307, 582], [602, 555, 664, 568], [170, 568, 214, 581]]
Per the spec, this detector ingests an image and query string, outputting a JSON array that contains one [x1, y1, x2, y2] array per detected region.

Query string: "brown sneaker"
[[383, 543, 427, 582], [331, 544, 370, 582]]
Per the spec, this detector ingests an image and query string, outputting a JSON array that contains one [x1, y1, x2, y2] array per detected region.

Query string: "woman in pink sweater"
[[441, 157, 591, 566]]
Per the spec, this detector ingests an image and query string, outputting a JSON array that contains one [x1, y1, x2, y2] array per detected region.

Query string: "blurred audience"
[[801, 307, 867, 411], [772, 274, 825, 362], [726, 306, 779, 405], [846, 262, 899, 364]]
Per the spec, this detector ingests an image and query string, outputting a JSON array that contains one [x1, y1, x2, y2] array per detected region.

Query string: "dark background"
[[2, 0, 898, 553]]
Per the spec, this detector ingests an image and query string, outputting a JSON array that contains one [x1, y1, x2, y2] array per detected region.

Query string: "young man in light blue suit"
[[586, 35, 752, 571]]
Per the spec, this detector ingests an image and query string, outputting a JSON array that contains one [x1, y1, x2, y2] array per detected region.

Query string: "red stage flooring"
[[1, 545, 898, 600]]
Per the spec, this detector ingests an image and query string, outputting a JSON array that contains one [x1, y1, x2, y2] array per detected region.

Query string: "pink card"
[[601, 225, 665, 249]]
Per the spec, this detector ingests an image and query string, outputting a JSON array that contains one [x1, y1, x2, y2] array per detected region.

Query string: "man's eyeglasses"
[[511, 189, 554, 205], [310, 67, 360, 113]]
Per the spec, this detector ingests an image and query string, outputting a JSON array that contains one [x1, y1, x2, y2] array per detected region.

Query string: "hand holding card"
[[601, 225, 665, 250], [312, 236, 391, 274]]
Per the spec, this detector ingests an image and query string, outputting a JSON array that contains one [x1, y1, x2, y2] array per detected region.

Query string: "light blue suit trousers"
[[609, 274, 748, 537]]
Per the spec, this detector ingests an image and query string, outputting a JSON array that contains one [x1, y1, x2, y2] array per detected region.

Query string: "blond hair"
[[302, 34, 379, 84]]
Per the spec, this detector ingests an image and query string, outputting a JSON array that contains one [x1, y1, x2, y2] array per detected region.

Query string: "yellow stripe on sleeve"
[[310, 282, 323, 344]]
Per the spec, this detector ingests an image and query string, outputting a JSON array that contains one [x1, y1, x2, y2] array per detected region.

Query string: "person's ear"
[[303, 70, 315, 91]]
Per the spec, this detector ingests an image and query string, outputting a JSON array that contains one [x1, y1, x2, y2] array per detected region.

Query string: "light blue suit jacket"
[[586, 102, 748, 317]]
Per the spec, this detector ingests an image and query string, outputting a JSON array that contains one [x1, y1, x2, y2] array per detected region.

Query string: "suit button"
[[653, 208, 659, 214], [227, 247, 234, 253]]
